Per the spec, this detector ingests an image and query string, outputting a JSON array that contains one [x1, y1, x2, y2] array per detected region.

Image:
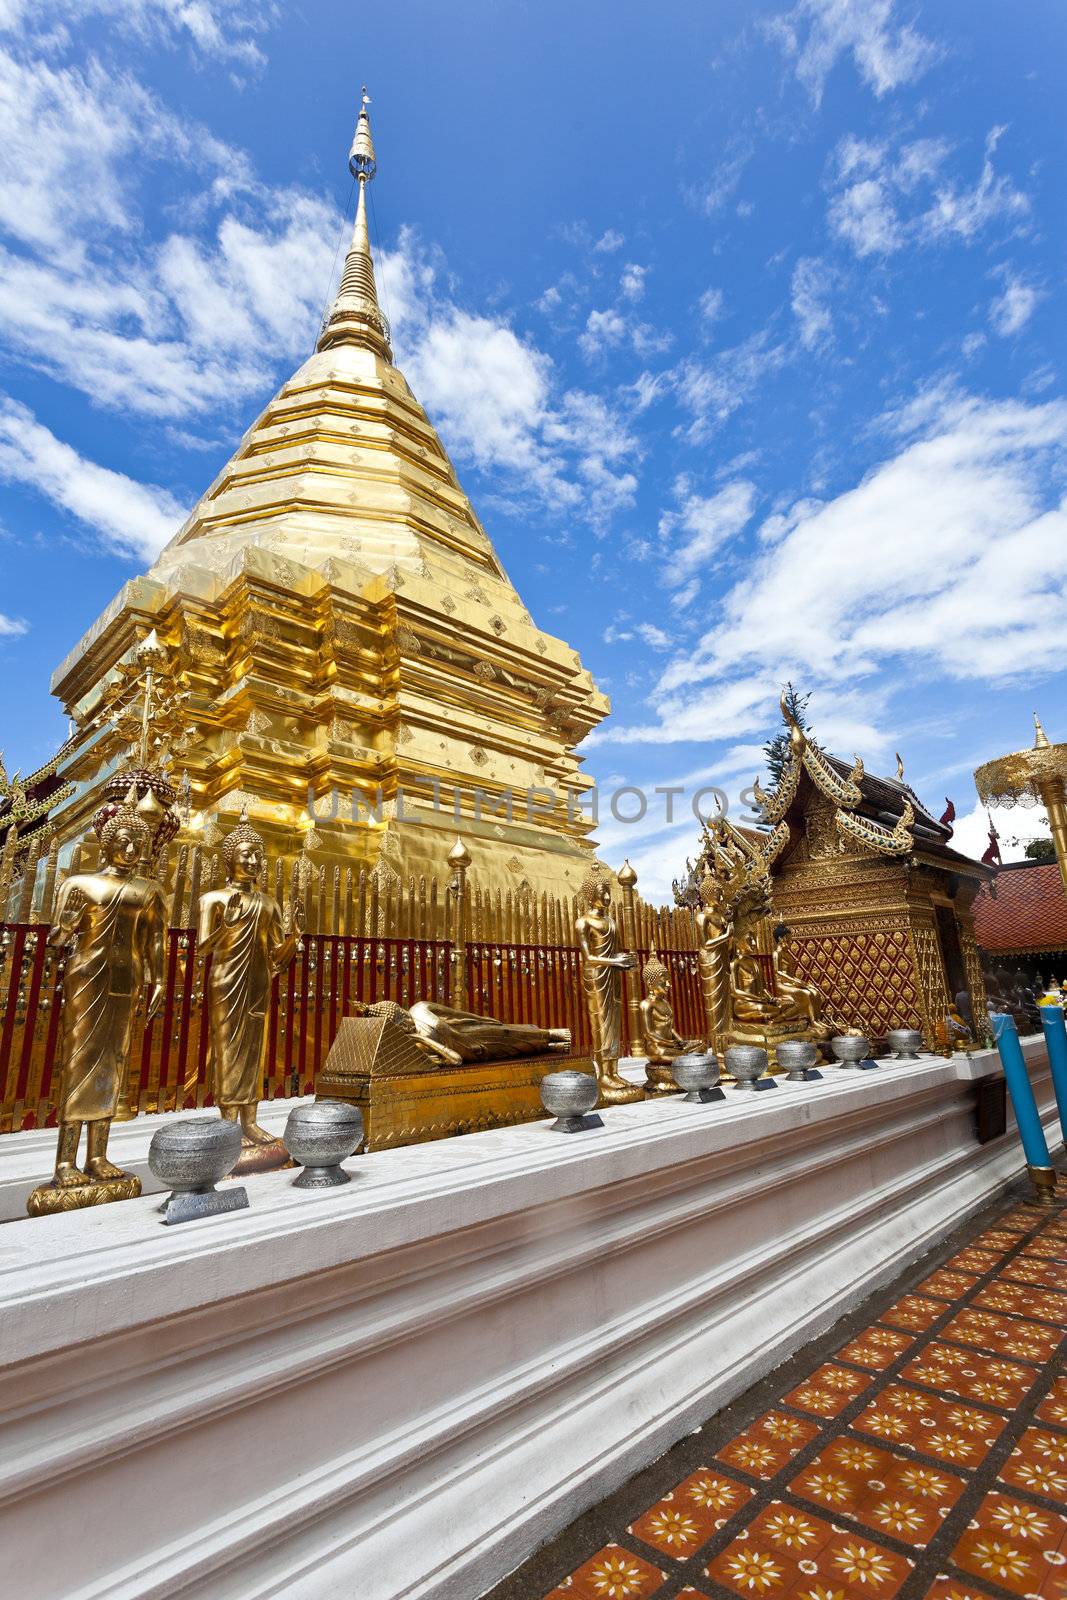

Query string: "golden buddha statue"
[[695, 871, 732, 1056], [358, 998, 571, 1066], [771, 923, 834, 1038], [575, 868, 643, 1105], [730, 929, 807, 1028], [639, 947, 700, 1095], [197, 814, 304, 1174], [28, 806, 166, 1217]]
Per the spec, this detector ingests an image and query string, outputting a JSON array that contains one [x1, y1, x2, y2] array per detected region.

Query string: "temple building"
[[750, 698, 991, 1045], [974, 857, 1067, 990], [44, 98, 607, 897]]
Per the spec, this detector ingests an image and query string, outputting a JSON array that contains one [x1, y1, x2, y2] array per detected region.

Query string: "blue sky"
[[0, 0, 1064, 897]]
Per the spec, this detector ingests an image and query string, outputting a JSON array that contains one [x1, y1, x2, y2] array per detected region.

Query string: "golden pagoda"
[[46, 93, 608, 896]]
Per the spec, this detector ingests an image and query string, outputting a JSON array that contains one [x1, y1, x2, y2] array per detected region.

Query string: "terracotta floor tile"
[[1004, 1258, 1067, 1291], [783, 1364, 875, 1420], [999, 1428, 1067, 1503], [940, 1308, 1062, 1363], [789, 1437, 966, 1547], [882, 1295, 946, 1333], [716, 1411, 822, 1480], [944, 1250, 1003, 1275], [1035, 1377, 1067, 1431], [970, 1231, 1019, 1254], [919, 1580, 1000, 1600], [900, 1343, 1034, 1409], [546, 1543, 666, 1598], [973, 1282, 1067, 1326], [707, 1501, 912, 1600], [999, 1211, 1040, 1231], [629, 1469, 754, 1560], [952, 1489, 1067, 1598], [917, 1269, 979, 1302], [1022, 1239, 1067, 1263], [853, 1384, 1006, 1467], [835, 1327, 916, 1371]]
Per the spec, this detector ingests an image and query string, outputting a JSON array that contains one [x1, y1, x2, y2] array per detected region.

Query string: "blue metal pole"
[[1038, 1004, 1067, 1146], [991, 1012, 1058, 1206]]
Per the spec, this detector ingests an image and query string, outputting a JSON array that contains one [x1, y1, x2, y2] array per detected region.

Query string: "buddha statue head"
[[99, 809, 150, 873], [222, 811, 265, 886]]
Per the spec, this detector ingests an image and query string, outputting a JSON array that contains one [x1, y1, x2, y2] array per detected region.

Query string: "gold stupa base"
[[729, 1021, 814, 1073], [27, 1172, 141, 1218]]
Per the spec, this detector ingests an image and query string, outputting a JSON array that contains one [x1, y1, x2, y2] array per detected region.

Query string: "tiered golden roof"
[[48, 95, 608, 894]]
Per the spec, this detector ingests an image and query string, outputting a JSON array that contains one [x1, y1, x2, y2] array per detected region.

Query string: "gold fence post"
[[617, 859, 643, 1058], [447, 838, 471, 1007]]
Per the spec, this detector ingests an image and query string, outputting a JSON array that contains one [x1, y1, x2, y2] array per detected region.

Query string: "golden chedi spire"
[[318, 88, 391, 360], [47, 89, 609, 899]]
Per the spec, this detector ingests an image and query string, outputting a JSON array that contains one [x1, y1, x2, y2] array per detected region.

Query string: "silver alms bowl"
[[776, 1040, 818, 1081], [831, 1034, 870, 1066], [286, 1102, 364, 1188], [541, 1069, 600, 1132], [725, 1044, 769, 1089], [671, 1052, 722, 1103], [148, 1116, 242, 1195], [887, 1028, 923, 1060]]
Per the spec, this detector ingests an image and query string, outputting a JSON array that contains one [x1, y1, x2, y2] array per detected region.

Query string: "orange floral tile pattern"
[[973, 1280, 1067, 1325], [1004, 1257, 1067, 1290], [1036, 1376, 1067, 1430], [881, 1295, 946, 1333], [999, 1426, 1067, 1502], [852, 1384, 1006, 1467], [835, 1326, 915, 1371], [546, 1544, 665, 1598], [952, 1490, 1067, 1598], [788, 1437, 965, 1547], [629, 1470, 754, 1560], [916, 1269, 979, 1301], [537, 1197, 1067, 1600], [783, 1364, 874, 1420], [900, 1343, 1034, 1410], [707, 1503, 912, 1600], [943, 1249, 1002, 1275], [716, 1412, 822, 1480], [939, 1308, 1062, 1362]]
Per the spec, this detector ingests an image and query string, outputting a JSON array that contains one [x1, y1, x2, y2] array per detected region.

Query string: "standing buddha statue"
[[28, 803, 166, 1216], [197, 813, 304, 1174], [695, 871, 732, 1057], [575, 868, 643, 1105]]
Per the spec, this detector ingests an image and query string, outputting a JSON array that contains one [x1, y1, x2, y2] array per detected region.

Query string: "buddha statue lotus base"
[[727, 1018, 815, 1073], [316, 1014, 592, 1151], [27, 1171, 141, 1218], [228, 1136, 293, 1177]]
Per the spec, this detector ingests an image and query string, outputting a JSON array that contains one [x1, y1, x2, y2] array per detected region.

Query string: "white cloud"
[[698, 145, 752, 215], [989, 270, 1041, 337], [674, 328, 790, 441], [659, 478, 758, 589], [594, 229, 624, 253], [0, 396, 186, 559], [620, 263, 646, 301], [827, 127, 1029, 259], [766, 0, 938, 106], [0, 611, 27, 636], [1, 0, 270, 64], [698, 287, 725, 323], [593, 388, 1067, 756], [791, 256, 834, 348], [579, 306, 627, 359]]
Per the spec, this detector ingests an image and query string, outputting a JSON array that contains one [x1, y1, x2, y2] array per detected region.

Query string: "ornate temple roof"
[[752, 692, 986, 876], [973, 859, 1067, 954]]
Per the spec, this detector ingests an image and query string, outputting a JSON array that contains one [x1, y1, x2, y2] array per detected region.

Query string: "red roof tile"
[[973, 860, 1067, 953]]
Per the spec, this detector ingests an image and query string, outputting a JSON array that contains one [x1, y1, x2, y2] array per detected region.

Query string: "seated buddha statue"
[[771, 923, 834, 1039], [730, 930, 807, 1027], [639, 947, 702, 1095]]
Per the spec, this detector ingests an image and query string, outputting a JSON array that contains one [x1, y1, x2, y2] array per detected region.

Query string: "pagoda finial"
[[1034, 711, 1051, 748], [318, 87, 391, 358]]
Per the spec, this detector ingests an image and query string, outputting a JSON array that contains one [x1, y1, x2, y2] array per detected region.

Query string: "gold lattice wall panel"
[[791, 926, 922, 1037], [911, 920, 951, 1046]]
